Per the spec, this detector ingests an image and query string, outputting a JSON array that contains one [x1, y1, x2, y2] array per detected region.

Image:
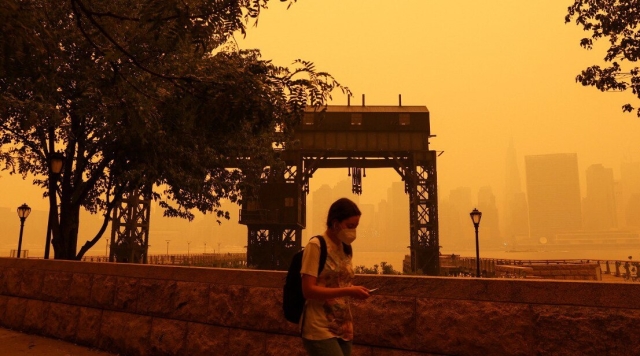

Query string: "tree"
[[566, 1, 640, 116], [379, 261, 401, 275], [1, 0, 347, 260], [354, 262, 401, 275], [355, 264, 379, 274]]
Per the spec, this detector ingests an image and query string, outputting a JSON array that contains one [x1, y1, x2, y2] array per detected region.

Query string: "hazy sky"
[[237, 0, 640, 198], [2, 1, 640, 257]]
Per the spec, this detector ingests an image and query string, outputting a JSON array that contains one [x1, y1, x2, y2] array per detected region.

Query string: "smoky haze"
[[2, 1, 640, 266]]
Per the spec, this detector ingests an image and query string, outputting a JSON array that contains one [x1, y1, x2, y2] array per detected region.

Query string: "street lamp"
[[470, 208, 482, 277], [187, 241, 191, 256], [16, 203, 31, 258], [166, 240, 170, 255], [45, 152, 64, 259], [50, 152, 64, 174]]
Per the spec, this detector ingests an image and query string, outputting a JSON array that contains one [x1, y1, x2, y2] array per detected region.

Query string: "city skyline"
[[2, 143, 640, 260]]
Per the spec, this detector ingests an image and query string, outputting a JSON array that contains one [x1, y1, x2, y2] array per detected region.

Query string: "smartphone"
[[368, 288, 379, 293]]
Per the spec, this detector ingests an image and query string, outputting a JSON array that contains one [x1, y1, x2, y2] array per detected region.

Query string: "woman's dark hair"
[[326, 198, 361, 228]]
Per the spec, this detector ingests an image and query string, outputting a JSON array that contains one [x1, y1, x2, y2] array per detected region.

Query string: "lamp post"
[[187, 241, 191, 256], [45, 152, 64, 259], [16, 203, 32, 258], [470, 208, 482, 277], [166, 240, 170, 255]]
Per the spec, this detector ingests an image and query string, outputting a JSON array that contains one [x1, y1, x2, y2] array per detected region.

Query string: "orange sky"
[[2, 1, 640, 257], [238, 0, 640, 197]]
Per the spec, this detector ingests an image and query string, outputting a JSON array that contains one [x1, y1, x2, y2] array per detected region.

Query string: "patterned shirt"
[[300, 234, 354, 341]]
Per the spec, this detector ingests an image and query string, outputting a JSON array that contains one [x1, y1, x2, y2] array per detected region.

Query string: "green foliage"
[[355, 261, 401, 275], [379, 261, 401, 275], [355, 264, 379, 274], [0, 0, 348, 259], [566, 0, 640, 116]]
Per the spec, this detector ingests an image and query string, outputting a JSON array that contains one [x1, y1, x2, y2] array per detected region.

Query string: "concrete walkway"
[[0, 328, 116, 355]]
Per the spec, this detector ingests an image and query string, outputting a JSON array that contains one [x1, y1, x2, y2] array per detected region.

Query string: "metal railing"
[[82, 253, 247, 268], [440, 255, 640, 281]]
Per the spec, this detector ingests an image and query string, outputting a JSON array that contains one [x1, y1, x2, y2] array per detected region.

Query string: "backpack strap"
[[312, 235, 352, 275], [312, 235, 328, 275], [300, 235, 327, 334]]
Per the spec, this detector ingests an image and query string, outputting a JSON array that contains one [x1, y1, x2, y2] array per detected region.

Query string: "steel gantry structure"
[[240, 101, 440, 275], [109, 190, 151, 263]]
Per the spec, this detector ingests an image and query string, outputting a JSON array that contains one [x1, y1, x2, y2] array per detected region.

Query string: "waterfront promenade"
[[0, 327, 114, 355]]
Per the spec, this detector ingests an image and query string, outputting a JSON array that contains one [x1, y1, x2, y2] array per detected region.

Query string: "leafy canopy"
[[566, 0, 640, 116], [0, 0, 347, 259]]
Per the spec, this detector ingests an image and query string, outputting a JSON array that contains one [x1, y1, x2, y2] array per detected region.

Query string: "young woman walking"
[[300, 198, 371, 356]]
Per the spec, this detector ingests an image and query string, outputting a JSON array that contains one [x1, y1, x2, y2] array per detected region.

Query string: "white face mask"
[[337, 228, 357, 245]]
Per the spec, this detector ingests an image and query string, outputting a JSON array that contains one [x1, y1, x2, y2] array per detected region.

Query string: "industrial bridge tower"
[[240, 100, 440, 274]]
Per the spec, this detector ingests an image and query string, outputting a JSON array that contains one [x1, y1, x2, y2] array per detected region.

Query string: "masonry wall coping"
[[1, 257, 638, 310]]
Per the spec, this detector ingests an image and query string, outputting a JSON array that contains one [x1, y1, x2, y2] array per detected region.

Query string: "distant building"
[[384, 182, 409, 251], [582, 164, 616, 231], [525, 153, 582, 242], [477, 186, 501, 249], [358, 203, 376, 242], [335, 179, 360, 205], [503, 140, 529, 246], [377, 198, 390, 247], [620, 162, 640, 228], [440, 187, 474, 250], [309, 184, 334, 237]]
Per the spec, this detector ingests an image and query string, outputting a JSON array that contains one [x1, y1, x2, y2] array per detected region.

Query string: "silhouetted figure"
[[624, 262, 631, 281]]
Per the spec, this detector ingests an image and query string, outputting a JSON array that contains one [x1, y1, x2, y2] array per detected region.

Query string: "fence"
[[439, 255, 640, 281], [72, 254, 640, 282], [82, 253, 247, 268]]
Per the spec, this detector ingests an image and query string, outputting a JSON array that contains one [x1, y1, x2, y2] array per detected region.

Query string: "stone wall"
[[494, 263, 602, 281], [0, 258, 639, 356], [529, 263, 602, 281], [494, 264, 535, 278]]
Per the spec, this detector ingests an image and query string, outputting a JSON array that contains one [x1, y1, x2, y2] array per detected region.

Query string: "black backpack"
[[282, 235, 327, 324]]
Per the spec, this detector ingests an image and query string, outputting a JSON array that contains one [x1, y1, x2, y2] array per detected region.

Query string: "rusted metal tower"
[[240, 99, 440, 274], [109, 190, 151, 263]]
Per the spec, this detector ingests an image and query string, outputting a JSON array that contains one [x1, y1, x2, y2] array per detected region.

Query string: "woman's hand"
[[303, 275, 372, 300], [348, 286, 371, 300]]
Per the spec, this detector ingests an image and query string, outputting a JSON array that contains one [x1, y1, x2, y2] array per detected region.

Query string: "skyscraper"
[[525, 153, 582, 241], [385, 181, 409, 251], [309, 184, 334, 240], [441, 187, 474, 250], [503, 140, 529, 245], [477, 186, 501, 249], [620, 162, 640, 228], [582, 164, 616, 231]]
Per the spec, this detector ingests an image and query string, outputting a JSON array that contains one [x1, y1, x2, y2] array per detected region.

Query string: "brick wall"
[[0, 258, 638, 355]]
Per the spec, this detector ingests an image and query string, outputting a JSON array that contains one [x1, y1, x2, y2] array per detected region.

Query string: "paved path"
[[0, 328, 116, 355], [600, 272, 639, 283]]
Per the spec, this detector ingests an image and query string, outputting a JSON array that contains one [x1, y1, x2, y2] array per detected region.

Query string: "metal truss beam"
[[109, 190, 151, 263], [246, 227, 302, 270]]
